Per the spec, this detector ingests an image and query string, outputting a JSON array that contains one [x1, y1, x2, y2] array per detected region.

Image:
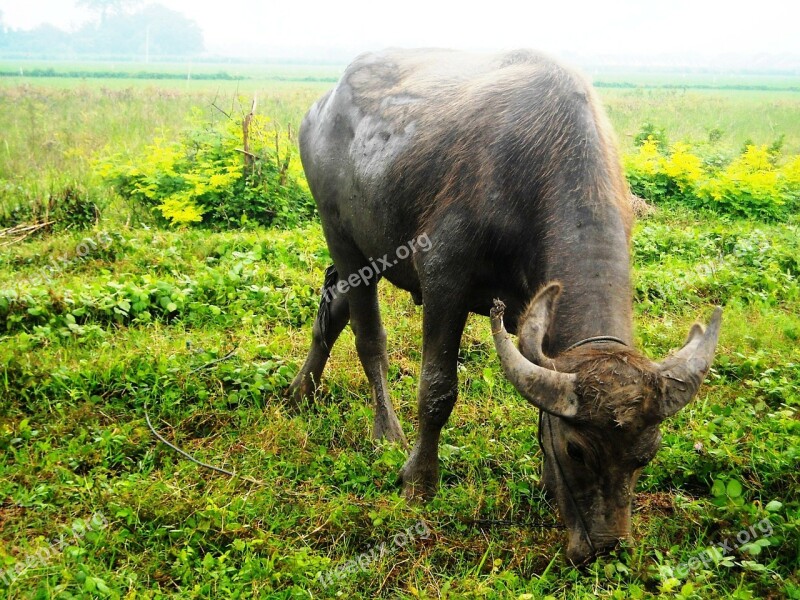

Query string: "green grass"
[[0, 66, 799, 599], [603, 88, 800, 154], [1, 217, 798, 598]]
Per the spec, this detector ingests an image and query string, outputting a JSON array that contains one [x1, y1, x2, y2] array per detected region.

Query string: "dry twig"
[[0, 221, 55, 246]]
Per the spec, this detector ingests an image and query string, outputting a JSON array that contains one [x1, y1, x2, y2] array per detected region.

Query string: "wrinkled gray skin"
[[288, 49, 722, 564]]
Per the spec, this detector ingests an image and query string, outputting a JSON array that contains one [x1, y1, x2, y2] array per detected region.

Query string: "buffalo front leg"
[[400, 301, 467, 500], [348, 278, 408, 446], [288, 265, 350, 405]]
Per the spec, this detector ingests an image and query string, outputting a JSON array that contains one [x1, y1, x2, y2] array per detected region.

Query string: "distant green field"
[[2, 60, 799, 88], [601, 88, 800, 154], [2, 60, 799, 155], [0, 59, 343, 81], [589, 69, 800, 90]]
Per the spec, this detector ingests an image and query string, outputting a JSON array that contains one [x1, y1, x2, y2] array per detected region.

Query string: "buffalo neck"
[[536, 193, 633, 355]]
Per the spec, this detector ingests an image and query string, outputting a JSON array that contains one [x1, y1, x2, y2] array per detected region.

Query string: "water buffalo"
[[289, 48, 721, 564]]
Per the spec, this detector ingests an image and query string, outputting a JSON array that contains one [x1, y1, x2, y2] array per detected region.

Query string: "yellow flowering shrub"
[[624, 137, 662, 176], [662, 143, 704, 190], [157, 194, 205, 225], [95, 112, 315, 228], [779, 155, 800, 186], [695, 145, 788, 220], [625, 137, 702, 205], [626, 138, 800, 221]]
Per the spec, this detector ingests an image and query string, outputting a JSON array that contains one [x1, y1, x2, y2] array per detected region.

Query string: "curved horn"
[[491, 298, 579, 419], [518, 282, 562, 366], [656, 307, 722, 419]]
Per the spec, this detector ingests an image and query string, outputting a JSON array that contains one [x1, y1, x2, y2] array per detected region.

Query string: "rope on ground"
[[143, 346, 264, 486]]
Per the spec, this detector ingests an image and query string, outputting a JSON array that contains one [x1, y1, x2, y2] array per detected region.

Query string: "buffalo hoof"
[[373, 415, 409, 449], [399, 452, 439, 501], [285, 380, 318, 413], [287, 370, 319, 400]]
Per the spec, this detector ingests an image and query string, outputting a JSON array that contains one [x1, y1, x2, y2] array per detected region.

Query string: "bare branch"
[[0, 221, 55, 246], [242, 95, 257, 172]]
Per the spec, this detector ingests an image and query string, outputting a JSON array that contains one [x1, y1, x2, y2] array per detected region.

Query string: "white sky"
[[1, 0, 798, 63]]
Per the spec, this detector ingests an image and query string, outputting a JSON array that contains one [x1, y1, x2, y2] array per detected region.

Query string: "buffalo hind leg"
[[348, 277, 407, 446], [400, 299, 467, 500], [288, 265, 350, 404]]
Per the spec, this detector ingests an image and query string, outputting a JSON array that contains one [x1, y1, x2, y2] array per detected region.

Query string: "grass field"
[[0, 63, 798, 599]]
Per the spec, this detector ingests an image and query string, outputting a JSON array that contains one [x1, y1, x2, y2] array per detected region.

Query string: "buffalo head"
[[491, 283, 721, 565]]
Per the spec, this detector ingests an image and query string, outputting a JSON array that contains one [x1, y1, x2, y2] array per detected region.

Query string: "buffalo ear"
[[655, 307, 722, 420], [491, 293, 579, 419], [518, 282, 562, 365]]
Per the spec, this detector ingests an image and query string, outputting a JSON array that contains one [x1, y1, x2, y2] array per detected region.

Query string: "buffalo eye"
[[566, 441, 585, 464]]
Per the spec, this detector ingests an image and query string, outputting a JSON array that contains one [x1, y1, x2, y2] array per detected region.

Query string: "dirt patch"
[[0, 502, 25, 533], [634, 491, 676, 520]]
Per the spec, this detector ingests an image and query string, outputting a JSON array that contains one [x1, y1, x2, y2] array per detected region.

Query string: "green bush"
[[633, 223, 800, 311], [96, 110, 316, 229], [634, 122, 669, 151], [0, 245, 319, 342], [0, 181, 99, 230]]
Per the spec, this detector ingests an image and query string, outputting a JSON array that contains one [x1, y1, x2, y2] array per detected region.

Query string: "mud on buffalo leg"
[[347, 275, 408, 446], [400, 298, 468, 500], [288, 265, 350, 404]]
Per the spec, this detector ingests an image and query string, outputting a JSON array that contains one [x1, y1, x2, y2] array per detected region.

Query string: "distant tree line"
[[0, 2, 203, 59], [0, 68, 240, 80]]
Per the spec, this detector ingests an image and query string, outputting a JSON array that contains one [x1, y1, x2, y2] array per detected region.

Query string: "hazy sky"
[[1, 0, 798, 62]]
